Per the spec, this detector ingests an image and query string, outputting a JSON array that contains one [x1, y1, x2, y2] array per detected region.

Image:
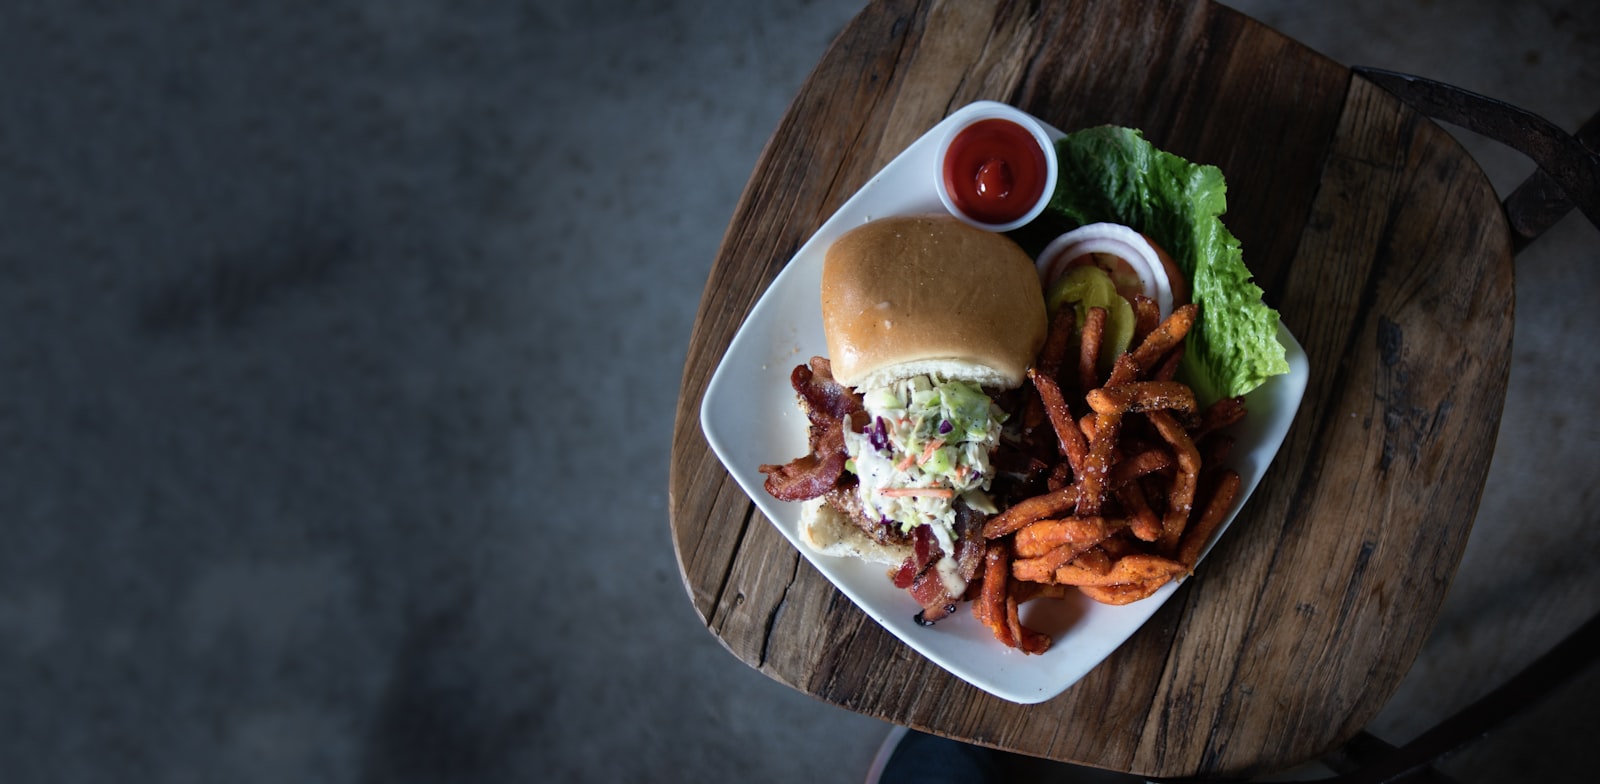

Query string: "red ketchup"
[[941, 118, 1048, 226]]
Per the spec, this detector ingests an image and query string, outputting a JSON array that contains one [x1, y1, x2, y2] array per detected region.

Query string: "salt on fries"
[[976, 302, 1247, 653]]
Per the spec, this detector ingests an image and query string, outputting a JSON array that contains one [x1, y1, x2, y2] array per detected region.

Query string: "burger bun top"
[[821, 215, 1047, 391]]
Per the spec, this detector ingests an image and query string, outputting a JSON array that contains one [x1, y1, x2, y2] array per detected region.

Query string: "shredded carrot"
[[920, 439, 946, 464], [879, 487, 955, 499], [896, 452, 918, 471]]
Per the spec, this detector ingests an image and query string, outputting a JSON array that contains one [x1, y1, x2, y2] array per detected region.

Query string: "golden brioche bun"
[[820, 214, 1047, 390]]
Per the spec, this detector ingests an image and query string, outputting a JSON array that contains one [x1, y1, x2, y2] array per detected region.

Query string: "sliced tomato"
[[1144, 236, 1189, 308]]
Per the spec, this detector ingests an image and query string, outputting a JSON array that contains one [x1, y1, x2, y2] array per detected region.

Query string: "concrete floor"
[[1, 1, 1595, 782]]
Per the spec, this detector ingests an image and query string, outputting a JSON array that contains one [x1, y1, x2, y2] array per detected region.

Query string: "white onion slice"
[[1036, 223, 1174, 319]]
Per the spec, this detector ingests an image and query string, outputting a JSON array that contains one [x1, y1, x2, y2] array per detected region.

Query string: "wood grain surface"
[[668, 0, 1514, 778]]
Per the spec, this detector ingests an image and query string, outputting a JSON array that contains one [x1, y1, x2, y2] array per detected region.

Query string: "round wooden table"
[[668, 0, 1514, 778]]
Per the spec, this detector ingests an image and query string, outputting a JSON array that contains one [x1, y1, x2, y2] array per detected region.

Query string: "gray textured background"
[[2, 1, 1596, 782]]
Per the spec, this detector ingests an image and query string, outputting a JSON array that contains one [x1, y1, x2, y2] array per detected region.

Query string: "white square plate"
[[699, 102, 1309, 704]]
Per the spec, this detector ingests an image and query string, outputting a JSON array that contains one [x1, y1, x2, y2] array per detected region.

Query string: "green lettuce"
[[1026, 126, 1288, 402]]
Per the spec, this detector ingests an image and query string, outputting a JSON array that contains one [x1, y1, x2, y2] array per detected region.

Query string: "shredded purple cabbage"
[[869, 417, 891, 452]]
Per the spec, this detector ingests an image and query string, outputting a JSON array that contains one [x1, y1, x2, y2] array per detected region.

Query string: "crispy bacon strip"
[[909, 569, 956, 623], [758, 358, 862, 502], [793, 356, 859, 422], [758, 420, 846, 501], [900, 510, 988, 625], [892, 522, 936, 589]]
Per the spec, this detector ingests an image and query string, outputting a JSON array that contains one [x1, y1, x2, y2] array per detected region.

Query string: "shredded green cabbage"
[[844, 374, 1004, 535]]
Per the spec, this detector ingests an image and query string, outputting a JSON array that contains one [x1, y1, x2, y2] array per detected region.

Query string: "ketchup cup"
[[935, 102, 1058, 233]]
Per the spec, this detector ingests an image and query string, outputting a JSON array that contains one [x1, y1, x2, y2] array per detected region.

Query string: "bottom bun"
[[799, 498, 912, 567]]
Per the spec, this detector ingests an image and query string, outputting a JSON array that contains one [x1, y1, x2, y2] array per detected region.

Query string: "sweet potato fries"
[[975, 300, 1247, 653]]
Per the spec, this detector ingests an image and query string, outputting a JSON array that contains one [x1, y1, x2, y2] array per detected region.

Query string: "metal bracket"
[[1353, 66, 1600, 251]]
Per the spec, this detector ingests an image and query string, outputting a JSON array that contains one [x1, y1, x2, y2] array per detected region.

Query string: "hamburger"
[[759, 214, 1047, 623]]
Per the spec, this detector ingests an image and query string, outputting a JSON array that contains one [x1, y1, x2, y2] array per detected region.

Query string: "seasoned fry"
[[1179, 469, 1241, 567], [1080, 579, 1169, 605], [1147, 410, 1201, 555], [1014, 516, 1122, 558], [1130, 295, 1160, 344], [1078, 380, 1194, 515], [1193, 396, 1248, 441], [982, 484, 1079, 539], [973, 545, 1052, 654], [1054, 552, 1187, 587], [1046, 460, 1074, 492], [1129, 303, 1197, 371], [1079, 306, 1107, 395], [1013, 541, 1093, 582], [1116, 481, 1163, 542], [1037, 307, 1078, 380], [1007, 594, 1052, 654], [1087, 382, 1197, 415], [1106, 352, 1139, 388], [983, 299, 1251, 621], [1011, 580, 1074, 603], [1098, 534, 1139, 561], [1076, 405, 1122, 516], [1198, 433, 1235, 474], [1068, 545, 1114, 575], [975, 545, 1014, 647], [1029, 367, 1090, 476], [1078, 412, 1097, 442], [1110, 448, 1174, 484], [1151, 341, 1185, 381]]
